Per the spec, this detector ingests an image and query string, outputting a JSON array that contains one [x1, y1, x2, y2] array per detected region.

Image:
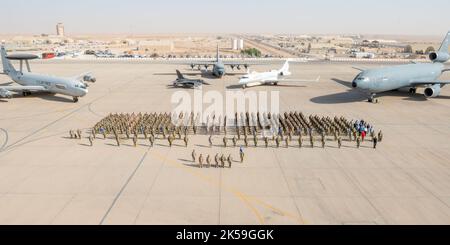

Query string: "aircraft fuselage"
[[11, 72, 88, 97], [352, 63, 444, 93], [212, 61, 225, 78]]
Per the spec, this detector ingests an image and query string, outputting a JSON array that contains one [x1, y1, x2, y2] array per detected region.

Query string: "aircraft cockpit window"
[[357, 77, 370, 82], [75, 83, 87, 89]]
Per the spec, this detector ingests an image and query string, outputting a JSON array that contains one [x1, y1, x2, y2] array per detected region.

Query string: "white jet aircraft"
[[238, 60, 319, 88], [0, 46, 96, 102]]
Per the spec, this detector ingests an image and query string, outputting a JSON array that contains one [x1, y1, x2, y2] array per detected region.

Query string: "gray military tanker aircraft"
[[352, 31, 450, 103], [0, 46, 95, 102]]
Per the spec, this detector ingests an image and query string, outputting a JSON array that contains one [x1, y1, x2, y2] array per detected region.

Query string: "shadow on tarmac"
[[311, 78, 450, 104]]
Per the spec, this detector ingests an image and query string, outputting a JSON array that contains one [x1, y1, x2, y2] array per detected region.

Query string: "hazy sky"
[[2, 0, 449, 36]]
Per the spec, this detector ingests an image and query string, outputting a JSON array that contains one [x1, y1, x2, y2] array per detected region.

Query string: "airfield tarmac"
[[1, 61, 450, 225]]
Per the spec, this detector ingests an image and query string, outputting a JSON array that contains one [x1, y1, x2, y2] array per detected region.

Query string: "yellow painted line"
[[248, 196, 306, 224], [233, 191, 265, 225], [150, 150, 306, 225], [151, 151, 265, 224]]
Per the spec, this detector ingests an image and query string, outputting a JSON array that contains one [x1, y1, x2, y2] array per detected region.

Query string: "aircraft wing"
[[0, 85, 46, 98], [410, 80, 450, 86], [169, 60, 216, 66], [222, 60, 281, 67], [171, 60, 278, 67], [352, 66, 367, 72], [0, 85, 47, 92], [263, 76, 320, 83], [174, 80, 204, 88]]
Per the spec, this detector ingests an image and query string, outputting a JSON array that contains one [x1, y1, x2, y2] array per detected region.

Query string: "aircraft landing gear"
[[73, 97, 79, 103], [274, 82, 278, 86], [22, 91, 31, 96], [409, 88, 417, 94], [368, 93, 378, 104]]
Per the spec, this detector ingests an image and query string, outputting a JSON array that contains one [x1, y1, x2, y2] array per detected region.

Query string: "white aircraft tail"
[[438, 31, 450, 54], [279, 60, 291, 76], [1, 46, 16, 75]]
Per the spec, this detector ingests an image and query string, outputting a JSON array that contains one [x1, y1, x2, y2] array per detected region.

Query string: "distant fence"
[[328, 57, 427, 63], [29, 56, 430, 64]]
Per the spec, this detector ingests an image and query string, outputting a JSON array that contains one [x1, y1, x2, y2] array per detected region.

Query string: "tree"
[[241, 48, 262, 57], [425, 46, 435, 54], [404, 45, 413, 54]]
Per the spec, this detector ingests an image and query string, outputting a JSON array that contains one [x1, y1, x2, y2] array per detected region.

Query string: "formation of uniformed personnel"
[[69, 130, 74, 139], [86, 111, 380, 150], [77, 129, 82, 139]]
